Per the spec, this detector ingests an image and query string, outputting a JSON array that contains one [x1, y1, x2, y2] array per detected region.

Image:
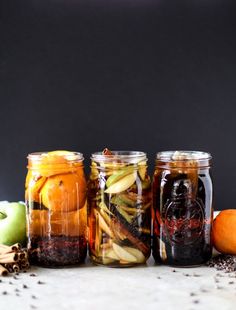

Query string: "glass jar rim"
[[27, 151, 84, 163], [91, 151, 147, 163], [156, 150, 212, 162]]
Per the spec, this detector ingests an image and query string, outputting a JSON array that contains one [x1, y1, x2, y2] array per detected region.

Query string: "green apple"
[[0, 201, 26, 246]]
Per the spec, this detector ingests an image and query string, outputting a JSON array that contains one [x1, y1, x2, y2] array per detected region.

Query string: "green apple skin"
[[0, 202, 26, 246]]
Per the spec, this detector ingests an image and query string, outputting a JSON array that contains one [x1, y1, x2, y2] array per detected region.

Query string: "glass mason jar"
[[88, 151, 152, 267], [25, 151, 87, 267], [152, 151, 213, 266]]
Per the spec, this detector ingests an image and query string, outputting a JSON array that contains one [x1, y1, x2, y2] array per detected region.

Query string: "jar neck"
[[27, 151, 84, 171], [155, 150, 212, 169], [91, 151, 147, 171]]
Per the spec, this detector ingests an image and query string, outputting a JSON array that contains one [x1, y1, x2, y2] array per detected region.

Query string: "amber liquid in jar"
[[88, 151, 151, 267], [25, 151, 87, 267], [152, 151, 213, 266]]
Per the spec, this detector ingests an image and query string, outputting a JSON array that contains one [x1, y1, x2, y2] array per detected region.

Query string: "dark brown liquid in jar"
[[152, 151, 213, 266]]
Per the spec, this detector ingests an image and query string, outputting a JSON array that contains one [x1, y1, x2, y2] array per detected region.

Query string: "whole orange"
[[40, 173, 86, 212], [212, 209, 236, 254]]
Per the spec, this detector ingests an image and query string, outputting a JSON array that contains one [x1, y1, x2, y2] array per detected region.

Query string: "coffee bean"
[[200, 289, 208, 293]]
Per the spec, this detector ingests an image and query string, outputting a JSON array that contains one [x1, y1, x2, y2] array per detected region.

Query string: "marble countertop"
[[0, 256, 236, 310]]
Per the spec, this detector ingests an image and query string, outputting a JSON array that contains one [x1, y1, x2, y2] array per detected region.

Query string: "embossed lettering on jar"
[[152, 151, 213, 266]]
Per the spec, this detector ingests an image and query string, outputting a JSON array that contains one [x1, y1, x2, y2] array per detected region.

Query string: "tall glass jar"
[[25, 151, 87, 267], [152, 151, 213, 266], [88, 151, 152, 267]]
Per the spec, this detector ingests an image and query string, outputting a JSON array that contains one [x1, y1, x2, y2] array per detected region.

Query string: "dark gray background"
[[1, 0, 236, 210]]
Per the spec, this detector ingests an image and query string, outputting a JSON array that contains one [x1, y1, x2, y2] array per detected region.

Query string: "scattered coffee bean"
[[15, 288, 20, 292], [207, 255, 236, 273], [2, 291, 8, 295], [200, 289, 208, 293], [31, 295, 37, 299], [30, 273, 37, 277], [184, 274, 190, 277], [23, 284, 28, 289], [172, 269, 176, 273], [229, 281, 234, 284], [13, 276, 19, 280], [37, 280, 45, 285], [9, 281, 13, 285]]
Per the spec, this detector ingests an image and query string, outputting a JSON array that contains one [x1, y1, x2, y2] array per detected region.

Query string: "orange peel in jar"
[[32, 150, 81, 177], [26, 176, 47, 202], [40, 172, 86, 212]]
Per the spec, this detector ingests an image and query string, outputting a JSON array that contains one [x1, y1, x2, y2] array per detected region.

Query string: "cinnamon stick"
[[0, 244, 11, 255], [11, 243, 21, 252], [0, 244, 30, 275], [111, 218, 149, 254], [102, 148, 112, 155], [0, 264, 9, 276], [19, 251, 27, 260], [0, 253, 18, 263], [12, 264, 20, 273], [4, 264, 13, 273], [0, 243, 21, 255]]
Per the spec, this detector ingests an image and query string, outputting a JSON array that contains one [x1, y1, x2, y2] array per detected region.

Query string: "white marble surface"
[[0, 256, 236, 310]]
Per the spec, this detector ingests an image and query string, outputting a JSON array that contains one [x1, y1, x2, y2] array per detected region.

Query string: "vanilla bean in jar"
[[25, 151, 87, 267], [152, 151, 213, 266], [88, 150, 152, 267]]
